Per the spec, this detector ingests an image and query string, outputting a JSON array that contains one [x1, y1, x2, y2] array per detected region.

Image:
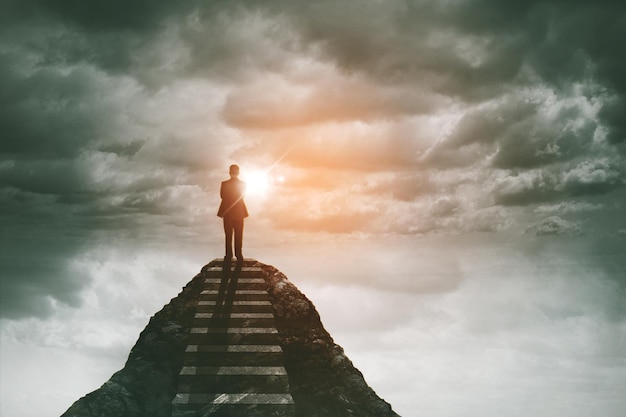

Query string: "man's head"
[[229, 164, 240, 177]]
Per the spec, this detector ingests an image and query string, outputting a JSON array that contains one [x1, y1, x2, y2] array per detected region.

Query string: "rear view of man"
[[217, 164, 248, 263]]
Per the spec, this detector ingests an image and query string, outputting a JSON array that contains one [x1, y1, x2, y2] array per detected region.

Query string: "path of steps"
[[171, 259, 294, 417]]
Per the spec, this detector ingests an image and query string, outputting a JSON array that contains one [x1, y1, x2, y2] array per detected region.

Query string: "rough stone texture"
[[257, 262, 400, 417], [61, 260, 401, 417]]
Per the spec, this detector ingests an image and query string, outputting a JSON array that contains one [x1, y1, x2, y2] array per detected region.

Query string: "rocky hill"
[[61, 259, 400, 417]]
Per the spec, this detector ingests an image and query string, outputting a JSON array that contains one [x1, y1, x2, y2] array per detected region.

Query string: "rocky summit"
[[61, 259, 400, 417]]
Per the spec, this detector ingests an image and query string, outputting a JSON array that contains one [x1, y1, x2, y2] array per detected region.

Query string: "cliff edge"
[[61, 259, 400, 417]]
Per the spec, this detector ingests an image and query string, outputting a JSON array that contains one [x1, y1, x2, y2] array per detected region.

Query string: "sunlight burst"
[[242, 170, 270, 196]]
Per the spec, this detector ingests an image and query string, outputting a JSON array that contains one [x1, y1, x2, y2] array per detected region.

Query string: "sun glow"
[[242, 170, 270, 196]]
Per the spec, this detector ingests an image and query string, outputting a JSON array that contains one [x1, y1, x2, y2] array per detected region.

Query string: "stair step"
[[173, 393, 293, 405], [187, 332, 281, 345], [205, 278, 265, 284], [176, 374, 290, 393], [185, 344, 283, 353], [191, 318, 276, 328], [198, 291, 270, 304], [190, 327, 278, 334], [173, 259, 293, 416], [201, 289, 267, 295], [204, 270, 264, 279], [198, 300, 271, 306], [172, 403, 295, 417], [182, 351, 287, 366], [180, 366, 288, 376], [195, 304, 274, 314], [194, 313, 274, 319], [202, 283, 268, 291]]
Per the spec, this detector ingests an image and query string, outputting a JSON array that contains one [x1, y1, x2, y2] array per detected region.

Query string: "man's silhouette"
[[217, 164, 248, 263]]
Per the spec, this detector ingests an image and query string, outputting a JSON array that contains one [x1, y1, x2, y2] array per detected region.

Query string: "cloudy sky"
[[1, 1, 626, 416]]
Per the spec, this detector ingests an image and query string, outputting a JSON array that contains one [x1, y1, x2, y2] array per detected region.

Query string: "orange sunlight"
[[241, 169, 270, 196]]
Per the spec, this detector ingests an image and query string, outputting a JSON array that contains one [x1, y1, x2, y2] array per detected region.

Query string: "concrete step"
[[191, 318, 277, 328], [176, 374, 290, 393], [173, 392, 293, 404], [198, 290, 270, 304], [173, 259, 293, 416], [179, 366, 288, 376], [201, 289, 268, 295], [202, 282, 269, 291], [187, 332, 281, 345], [172, 402, 295, 417], [204, 278, 266, 284], [194, 313, 275, 319], [190, 327, 278, 335], [195, 304, 274, 314], [204, 269, 265, 279], [185, 344, 283, 353], [182, 351, 287, 366], [197, 300, 271, 306], [206, 258, 260, 267]]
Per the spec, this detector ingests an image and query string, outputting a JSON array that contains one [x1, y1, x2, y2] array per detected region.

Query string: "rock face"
[[61, 259, 400, 417]]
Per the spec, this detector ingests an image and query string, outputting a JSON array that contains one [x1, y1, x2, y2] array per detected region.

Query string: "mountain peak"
[[61, 259, 400, 417]]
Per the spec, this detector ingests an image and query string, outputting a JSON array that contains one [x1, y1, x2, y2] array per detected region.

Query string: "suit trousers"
[[223, 216, 244, 260]]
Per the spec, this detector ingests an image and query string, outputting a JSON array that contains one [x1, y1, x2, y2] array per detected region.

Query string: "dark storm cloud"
[[225, 0, 625, 185], [352, 1, 619, 95], [491, 101, 597, 170], [0, 237, 86, 319], [0, 158, 210, 319], [525, 215, 582, 236], [275, 0, 530, 99], [0, 37, 109, 319], [0, 187, 90, 318], [420, 98, 538, 168], [0, 159, 85, 196], [1, 0, 174, 31], [2, 0, 626, 320], [98, 140, 145, 157], [1, 0, 199, 74], [562, 159, 625, 196], [0, 54, 211, 319], [494, 158, 625, 206], [277, 0, 626, 139], [0, 54, 105, 158], [448, 100, 537, 149], [34, 0, 184, 31]]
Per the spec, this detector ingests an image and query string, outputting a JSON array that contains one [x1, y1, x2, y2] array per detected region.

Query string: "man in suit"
[[217, 164, 249, 263]]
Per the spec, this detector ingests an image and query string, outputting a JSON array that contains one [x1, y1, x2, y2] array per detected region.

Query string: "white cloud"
[[535, 201, 603, 214], [526, 216, 582, 237]]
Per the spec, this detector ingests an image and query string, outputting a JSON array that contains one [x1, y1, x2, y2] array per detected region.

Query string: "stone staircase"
[[171, 259, 295, 416]]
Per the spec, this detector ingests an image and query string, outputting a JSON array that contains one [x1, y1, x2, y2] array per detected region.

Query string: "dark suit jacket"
[[217, 178, 249, 219]]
